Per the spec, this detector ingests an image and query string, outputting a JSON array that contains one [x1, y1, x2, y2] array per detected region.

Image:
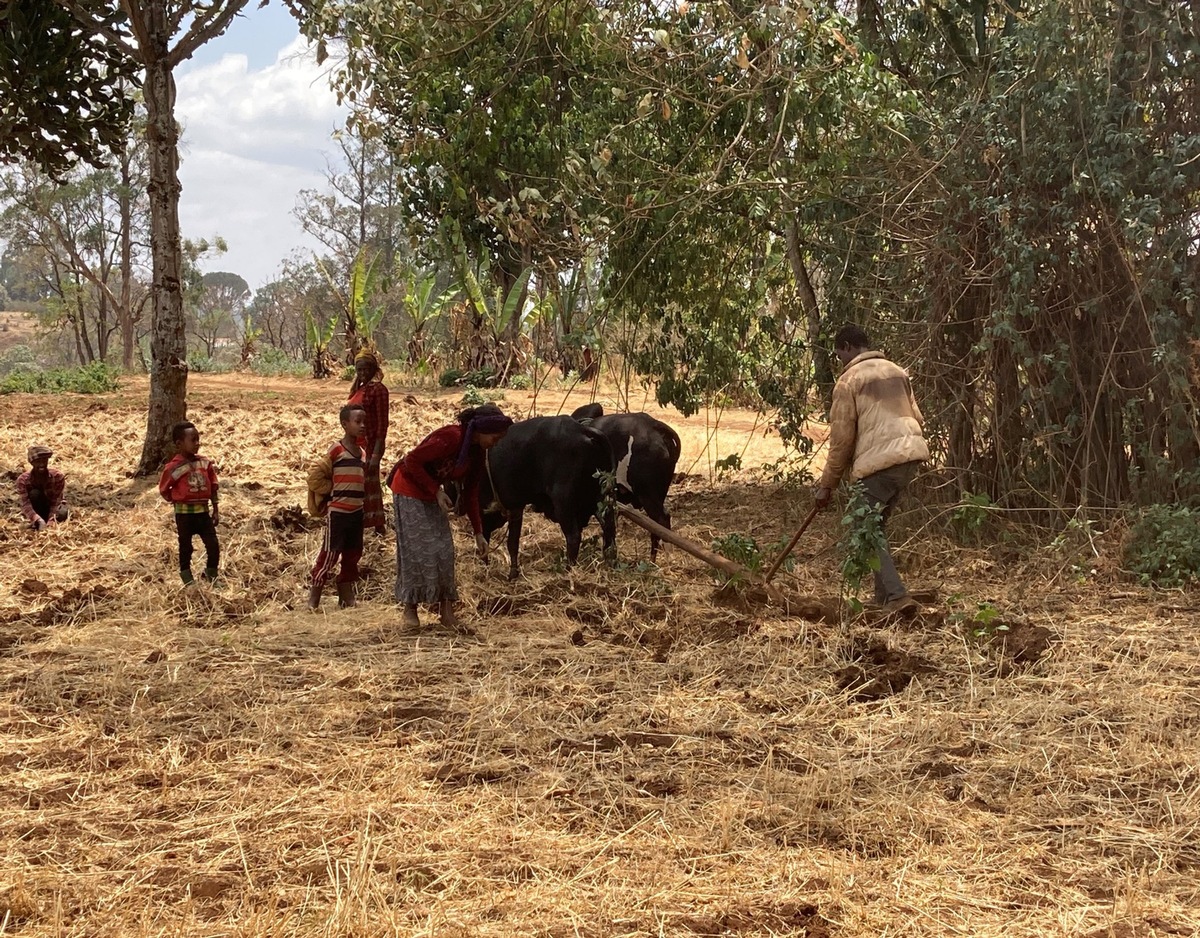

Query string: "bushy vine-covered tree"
[[301, 0, 1196, 514], [831, 0, 1200, 511]]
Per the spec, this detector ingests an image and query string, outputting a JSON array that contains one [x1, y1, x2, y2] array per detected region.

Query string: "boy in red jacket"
[[158, 421, 220, 585]]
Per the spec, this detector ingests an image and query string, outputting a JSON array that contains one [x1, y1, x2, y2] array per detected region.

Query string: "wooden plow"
[[615, 505, 839, 623]]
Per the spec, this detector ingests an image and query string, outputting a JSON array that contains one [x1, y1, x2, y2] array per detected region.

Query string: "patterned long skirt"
[[393, 493, 458, 605], [363, 463, 386, 530]]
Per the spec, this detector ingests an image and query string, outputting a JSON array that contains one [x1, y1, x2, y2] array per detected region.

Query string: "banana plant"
[[316, 247, 384, 362], [403, 270, 459, 365], [304, 308, 340, 378]]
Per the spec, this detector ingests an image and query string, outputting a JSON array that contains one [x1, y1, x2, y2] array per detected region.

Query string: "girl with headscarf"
[[348, 348, 389, 531], [387, 403, 513, 629]]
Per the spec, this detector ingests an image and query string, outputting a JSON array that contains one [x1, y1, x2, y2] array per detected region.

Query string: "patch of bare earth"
[[0, 374, 1197, 936]]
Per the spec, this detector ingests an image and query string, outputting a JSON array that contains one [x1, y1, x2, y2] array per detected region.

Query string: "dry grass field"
[[1, 373, 1198, 937]]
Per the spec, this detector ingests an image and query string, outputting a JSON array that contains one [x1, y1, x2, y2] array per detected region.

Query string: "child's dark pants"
[[175, 512, 220, 578], [311, 509, 364, 586]]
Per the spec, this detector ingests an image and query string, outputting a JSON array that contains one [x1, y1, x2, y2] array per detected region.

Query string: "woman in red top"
[[388, 403, 513, 630], [348, 348, 390, 531]]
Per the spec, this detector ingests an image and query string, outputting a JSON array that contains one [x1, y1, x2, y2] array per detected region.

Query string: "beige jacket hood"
[[818, 351, 929, 488]]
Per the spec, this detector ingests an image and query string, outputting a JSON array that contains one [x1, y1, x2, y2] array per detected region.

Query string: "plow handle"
[[763, 505, 821, 584]]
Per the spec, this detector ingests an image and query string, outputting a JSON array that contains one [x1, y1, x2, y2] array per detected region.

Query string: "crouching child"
[[159, 421, 220, 585], [307, 404, 367, 610]]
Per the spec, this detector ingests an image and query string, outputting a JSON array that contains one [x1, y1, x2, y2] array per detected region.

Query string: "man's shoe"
[[337, 582, 357, 608], [881, 595, 920, 617]]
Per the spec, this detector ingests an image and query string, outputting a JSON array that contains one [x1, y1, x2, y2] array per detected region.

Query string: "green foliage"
[[188, 354, 233, 375], [302, 0, 618, 284], [0, 0, 138, 177], [460, 385, 505, 408], [710, 532, 796, 582], [507, 373, 533, 391], [442, 366, 498, 388], [593, 468, 617, 523], [304, 310, 340, 378], [251, 346, 308, 379], [0, 362, 120, 394], [839, 485, 885, 599], [948, 595, 1008, 643], [340, 365, 356, 382], [952, 492, 993, 545], [0, 344, 36, 376], [759, 456, 815, 492], [296, 0, 1200, 513], [1124, 506, 1200, 588], [316, 247, 386, 360]]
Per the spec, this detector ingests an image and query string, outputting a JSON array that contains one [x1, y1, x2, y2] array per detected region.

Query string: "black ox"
[[570, 404, 682, 561], [464, 415, 617, 579]]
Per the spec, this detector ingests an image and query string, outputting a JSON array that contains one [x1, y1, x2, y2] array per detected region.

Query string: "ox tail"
[[580, 423, 617, 520], [663, 423, 682, 468], [580, 423, 616, 472]]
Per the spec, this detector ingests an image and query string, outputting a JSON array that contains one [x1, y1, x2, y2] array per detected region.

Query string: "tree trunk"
[[136, 42, 186, 475], [119, 140, 136, 370]]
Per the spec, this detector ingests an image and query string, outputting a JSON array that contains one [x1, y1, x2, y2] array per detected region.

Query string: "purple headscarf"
[[455, 405, 514, 469]]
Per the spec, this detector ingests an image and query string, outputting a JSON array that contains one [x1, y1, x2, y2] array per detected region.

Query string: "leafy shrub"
[[839, 484, 885, 602], [340, 365, 356, 382], [189, 354, 233, 374], [251, 346, 308, 378], [952, 491, 993, 545], [1124, 505, 1200, 587], [0, 362, 120, 394], [507, 373, 533, 390], [0, 344, 36, 377], [461, 367, 497, 387], [461, 384, 506, 407], [710, 532, 796, 581], [438, 368, 464, 387]]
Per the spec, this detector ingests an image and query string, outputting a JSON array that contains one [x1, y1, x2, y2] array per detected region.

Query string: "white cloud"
[[175, 36, 347, 287]]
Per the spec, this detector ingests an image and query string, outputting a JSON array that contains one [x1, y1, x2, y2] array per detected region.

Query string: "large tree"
[[188, 270, 249, 356], [10, 0, 252, 472]]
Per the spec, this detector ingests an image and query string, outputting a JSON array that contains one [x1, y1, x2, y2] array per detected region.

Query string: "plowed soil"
[[0, 373, 1197, 937]]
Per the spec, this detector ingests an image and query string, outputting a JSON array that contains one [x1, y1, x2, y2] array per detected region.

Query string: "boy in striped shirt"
[[159, 421, 220, 585], [309, 404, 367, 610]]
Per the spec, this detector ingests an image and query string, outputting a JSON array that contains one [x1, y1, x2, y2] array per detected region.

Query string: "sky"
[[174, 4, 348, 291]]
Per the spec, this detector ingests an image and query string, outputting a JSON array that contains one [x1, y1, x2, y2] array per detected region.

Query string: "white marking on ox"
[[615, 434, 635, 493]]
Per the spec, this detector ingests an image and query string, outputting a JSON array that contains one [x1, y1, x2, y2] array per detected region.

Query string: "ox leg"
[[506, 507, 525, 580], [644, 501, 670, 562], [562, 520, 583, 566]]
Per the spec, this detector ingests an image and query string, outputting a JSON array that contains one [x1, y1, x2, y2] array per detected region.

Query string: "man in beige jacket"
[[815, 325, 930, 613]]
